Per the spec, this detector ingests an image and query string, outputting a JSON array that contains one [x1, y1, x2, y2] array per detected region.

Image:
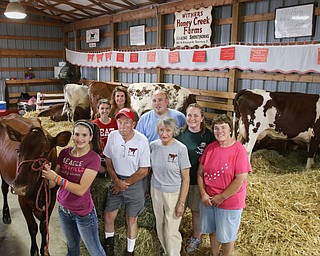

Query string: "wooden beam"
[[0, 49, 63, 58]]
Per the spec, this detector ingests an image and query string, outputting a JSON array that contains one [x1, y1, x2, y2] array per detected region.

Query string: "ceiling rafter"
[[9, 0, 176, 23]]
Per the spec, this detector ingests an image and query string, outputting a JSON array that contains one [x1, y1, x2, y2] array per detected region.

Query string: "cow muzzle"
[[11, 184, 28, 196]]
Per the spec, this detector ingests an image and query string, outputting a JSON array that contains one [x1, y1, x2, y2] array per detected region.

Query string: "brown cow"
[[88, 81, 118, 119], [38, 103, 90, 122], [234, 89, 320, 169], [0, 113, 71, 256]]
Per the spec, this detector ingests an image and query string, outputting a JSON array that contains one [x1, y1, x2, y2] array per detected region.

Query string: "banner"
[[174, 6, 212, 48], [66, 44, 320, 74]]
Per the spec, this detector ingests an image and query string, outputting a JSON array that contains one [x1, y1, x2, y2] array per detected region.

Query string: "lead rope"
[[17, 158, 51, 256]]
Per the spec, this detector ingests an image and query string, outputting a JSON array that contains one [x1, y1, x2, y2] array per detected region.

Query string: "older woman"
[[150, 117, 190, 256], [197, 114, 251, 256]]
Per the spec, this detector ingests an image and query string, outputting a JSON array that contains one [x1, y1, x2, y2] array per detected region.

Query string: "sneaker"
[[126, 251, 134, 256], [186, 237, 201, 254], [104, 237, 115, 256]]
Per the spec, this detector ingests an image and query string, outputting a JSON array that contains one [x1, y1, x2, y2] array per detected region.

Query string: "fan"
[[58, 62, 81, 83]]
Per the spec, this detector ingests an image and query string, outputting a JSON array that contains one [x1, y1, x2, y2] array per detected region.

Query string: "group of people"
[[41, 85, 252, 256]]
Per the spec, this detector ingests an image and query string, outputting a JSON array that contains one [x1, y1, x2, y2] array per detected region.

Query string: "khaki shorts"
[[186, 185, 201, 212]]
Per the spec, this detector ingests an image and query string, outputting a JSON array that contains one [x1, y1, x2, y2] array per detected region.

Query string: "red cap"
[[115, 108, 135, 121]]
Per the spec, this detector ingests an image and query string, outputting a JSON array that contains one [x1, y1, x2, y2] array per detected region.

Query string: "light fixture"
[[4, 0, 27, 19]]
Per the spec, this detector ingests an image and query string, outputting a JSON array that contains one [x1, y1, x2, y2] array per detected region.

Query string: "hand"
[[201, 193, 213, 207], [111, 179, 129, 194], [41, 163, 57, 181], [210, 194, 225, 207], [175, 204, 185, 217]]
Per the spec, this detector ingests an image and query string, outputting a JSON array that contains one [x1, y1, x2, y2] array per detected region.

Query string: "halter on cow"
[[0, 114, 71, 256]]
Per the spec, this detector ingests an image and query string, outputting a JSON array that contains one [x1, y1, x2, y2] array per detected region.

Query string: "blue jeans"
[[58, 205, 106, 256]]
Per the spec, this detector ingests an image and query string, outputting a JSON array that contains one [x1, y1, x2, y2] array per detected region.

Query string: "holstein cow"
[[128, 83, 196, 116], [62, 83, 90, 121], [234, 89, 320, 169], [0, 113, 71, 256], [88, 82, 118, 119], [38, 103, 90, 122]]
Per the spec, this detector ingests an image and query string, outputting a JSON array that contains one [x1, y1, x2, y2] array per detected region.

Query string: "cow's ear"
[[6, 125, 23, 142], [54, 131, 72, 147]]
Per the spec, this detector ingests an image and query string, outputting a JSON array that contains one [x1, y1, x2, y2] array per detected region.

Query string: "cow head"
[[6, 125, 71, 196]]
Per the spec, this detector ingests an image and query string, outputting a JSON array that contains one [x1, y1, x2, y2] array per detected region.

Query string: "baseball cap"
[[115, 108, 135, 121]]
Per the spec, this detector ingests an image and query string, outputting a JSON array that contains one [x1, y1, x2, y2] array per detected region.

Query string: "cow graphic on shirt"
[[128, 147, 138, 157], [167, 153, 177, 163]]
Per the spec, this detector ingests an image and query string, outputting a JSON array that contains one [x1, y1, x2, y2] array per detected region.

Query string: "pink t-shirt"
[[199, 141, 251, 210], [57, 148, 100, 216], [91, 118, 118, 149]]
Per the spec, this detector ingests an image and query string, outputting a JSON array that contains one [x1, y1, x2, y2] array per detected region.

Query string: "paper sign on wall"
[[174, 6, 212, 48]]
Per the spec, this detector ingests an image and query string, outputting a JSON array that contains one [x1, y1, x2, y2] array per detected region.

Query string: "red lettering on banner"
[[220, 47, 235, 61], [192, 50, 206, 62], [96, 53, 103, 62], [147, 52, 156, 62], [250, 48, 269, 62], [116, 53, 124, 62], [168, 51, 180, 63], [87, 54, 94, 62], [130, 53, 139, 63]]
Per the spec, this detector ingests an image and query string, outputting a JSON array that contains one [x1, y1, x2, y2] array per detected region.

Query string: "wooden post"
[[227, 2, 241, 114], [111, 23, 118, 82], [156, 9, 164, 83]]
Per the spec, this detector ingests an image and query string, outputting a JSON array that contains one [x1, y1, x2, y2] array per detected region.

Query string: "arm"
[[175, 168, 190, 217], [106, 157, 129, 193], [211, 172, 248, 206], [42, 163, 98, 197], [197, 163, 212, 207], [125, 167, 149, 186]]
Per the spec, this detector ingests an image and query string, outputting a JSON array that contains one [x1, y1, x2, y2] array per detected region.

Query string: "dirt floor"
[[0, 190, 67, 256]]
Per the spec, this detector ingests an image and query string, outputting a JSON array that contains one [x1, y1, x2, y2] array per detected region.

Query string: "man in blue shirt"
[[136, 89, 186, 142]]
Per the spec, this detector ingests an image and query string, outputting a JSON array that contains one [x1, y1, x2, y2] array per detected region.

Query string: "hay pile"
[[26, 114, 319, 256]]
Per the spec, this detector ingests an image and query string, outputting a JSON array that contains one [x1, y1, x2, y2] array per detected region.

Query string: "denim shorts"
[[199, 201, 243, 243]]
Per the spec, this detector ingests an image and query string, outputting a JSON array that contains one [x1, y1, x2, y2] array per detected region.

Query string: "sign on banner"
[[220, 47, 235, 61], [174, 6, 212, 48], [250, 48, 269, 62]]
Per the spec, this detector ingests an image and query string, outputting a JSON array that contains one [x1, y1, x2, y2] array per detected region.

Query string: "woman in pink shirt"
[[197, 114, 251, 256]]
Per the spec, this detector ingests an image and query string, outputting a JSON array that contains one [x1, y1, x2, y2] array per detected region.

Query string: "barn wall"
[[68, 0, 320, 100], [0, 13, 65, 107]]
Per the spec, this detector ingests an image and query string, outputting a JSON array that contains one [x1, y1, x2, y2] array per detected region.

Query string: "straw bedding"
[[24, 112, 319, 255]]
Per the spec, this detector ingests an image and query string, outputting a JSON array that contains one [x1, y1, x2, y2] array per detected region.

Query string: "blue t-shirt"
[[136, 109, 186, 142]]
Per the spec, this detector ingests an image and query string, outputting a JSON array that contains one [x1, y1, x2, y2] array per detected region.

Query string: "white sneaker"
[[186, 237, 201, 254]]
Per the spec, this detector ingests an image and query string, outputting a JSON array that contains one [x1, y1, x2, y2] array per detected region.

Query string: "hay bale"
[[91, 177, 112, 218]]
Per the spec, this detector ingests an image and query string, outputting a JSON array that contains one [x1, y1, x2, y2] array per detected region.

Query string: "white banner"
[[174, 6, 212, 48], [66, 44, 320, 74]]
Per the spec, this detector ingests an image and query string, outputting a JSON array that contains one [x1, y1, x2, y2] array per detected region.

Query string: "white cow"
[[62, 83, 90, 122], [128, 83, 196, 116]]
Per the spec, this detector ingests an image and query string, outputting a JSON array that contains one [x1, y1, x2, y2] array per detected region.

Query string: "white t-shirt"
[[104, 130, 151, 176]]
